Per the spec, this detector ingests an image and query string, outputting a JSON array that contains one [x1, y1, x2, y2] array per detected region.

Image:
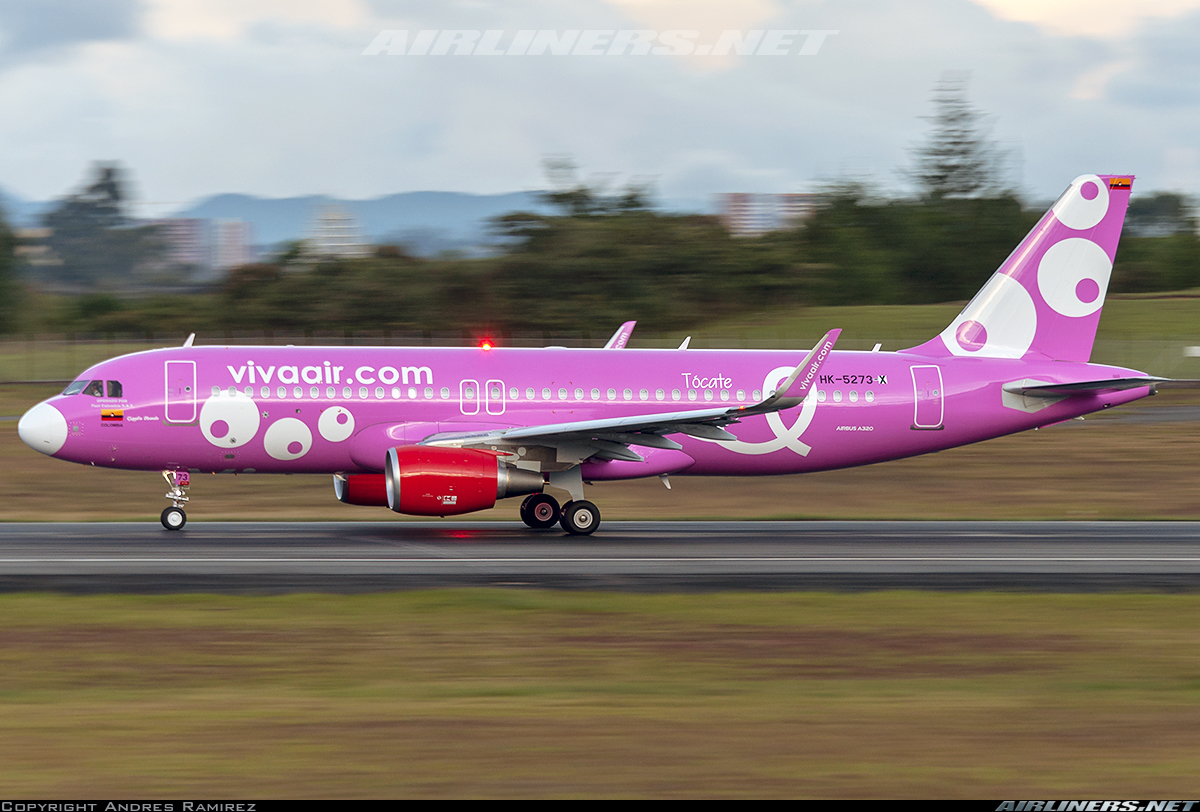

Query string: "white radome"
[[18, 402, 68, 456]]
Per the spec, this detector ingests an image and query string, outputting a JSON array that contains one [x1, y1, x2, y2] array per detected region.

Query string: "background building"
[[307, 205, 370, 259], [717, 193, 820, 237], [152, 217, 254, 281]]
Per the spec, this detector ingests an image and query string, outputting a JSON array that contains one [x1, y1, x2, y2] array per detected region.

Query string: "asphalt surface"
[[2, 520, 1200, 592]]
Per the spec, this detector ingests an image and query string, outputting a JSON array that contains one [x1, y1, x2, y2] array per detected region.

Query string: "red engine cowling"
[[384, 445, 543, 516], [333, 473, 390, 506]]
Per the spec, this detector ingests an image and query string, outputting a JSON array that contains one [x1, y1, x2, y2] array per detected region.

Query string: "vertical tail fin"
[[908, 174, 1134, 362]]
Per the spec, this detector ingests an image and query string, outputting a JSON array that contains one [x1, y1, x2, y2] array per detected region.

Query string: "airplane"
[[16, 173, 1180, 534]]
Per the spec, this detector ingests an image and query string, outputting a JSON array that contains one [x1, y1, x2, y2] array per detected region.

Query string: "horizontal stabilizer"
[[1002, 377, 1195, 397]]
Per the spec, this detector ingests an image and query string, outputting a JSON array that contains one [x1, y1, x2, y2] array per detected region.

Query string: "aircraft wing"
[[422, 330, 840, 464], [1002, 376, 1200, 397]]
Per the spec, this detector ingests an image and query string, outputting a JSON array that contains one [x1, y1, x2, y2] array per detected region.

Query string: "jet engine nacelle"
[[384, 445, 543, 516], [333, 473, 390, 506]]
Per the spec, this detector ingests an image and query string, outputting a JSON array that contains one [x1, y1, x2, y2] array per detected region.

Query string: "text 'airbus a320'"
[[18, 174, 1181, 534]]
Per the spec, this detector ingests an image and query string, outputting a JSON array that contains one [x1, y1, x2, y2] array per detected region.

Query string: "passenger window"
[[82, 380, 104, 397], [106, 381, 123, 398]]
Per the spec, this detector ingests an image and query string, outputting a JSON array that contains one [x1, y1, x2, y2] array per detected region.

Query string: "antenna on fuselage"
[[678, 336, 690, 350], [183, 333, 196, 348]]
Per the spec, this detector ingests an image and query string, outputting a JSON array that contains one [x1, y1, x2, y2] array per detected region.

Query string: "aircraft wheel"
[[521, 493, 560, 529], [560, 500, 600, 536], [161, 506, 187, 531]]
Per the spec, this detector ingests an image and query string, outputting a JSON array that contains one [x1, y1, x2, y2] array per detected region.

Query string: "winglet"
[[738, 329, 841, 416], [604, 321, 636, 349]]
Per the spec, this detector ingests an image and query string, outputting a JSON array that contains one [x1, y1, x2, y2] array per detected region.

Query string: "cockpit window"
[[82, 380, 104, 397], [62, 379, 88, 395], [107, 380, 123, 398]]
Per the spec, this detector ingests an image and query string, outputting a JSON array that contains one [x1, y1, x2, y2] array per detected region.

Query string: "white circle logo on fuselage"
[[200, 392, 260, 448], [695, 366, 818, 456]]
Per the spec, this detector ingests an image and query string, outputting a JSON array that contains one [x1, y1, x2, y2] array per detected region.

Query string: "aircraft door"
[[459, 379, 480, 415], [165, 360, 197, 423], [485, 379, 506, 415], [910, 365, 944, 430]]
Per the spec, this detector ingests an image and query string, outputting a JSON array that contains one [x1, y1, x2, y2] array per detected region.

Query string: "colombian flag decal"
[[101, 409, 123, 422], [1109, 177, 1133, 190]]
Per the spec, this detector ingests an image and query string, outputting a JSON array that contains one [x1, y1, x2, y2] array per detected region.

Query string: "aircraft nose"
[[17, 401, 68, 456]]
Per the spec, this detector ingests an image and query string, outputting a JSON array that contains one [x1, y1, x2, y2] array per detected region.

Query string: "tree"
[[538, 156, 655, 217], [909, 74, 1012, 200], [1126, 192, 1196, 237], [40, 162, 164, 288], [0, 206, 17, 332]]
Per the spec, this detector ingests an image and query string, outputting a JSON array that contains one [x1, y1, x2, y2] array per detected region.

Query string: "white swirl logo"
[[697, 366, 818, 456]]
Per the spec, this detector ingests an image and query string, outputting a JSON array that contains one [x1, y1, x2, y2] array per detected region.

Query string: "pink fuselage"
[[37, 345, 1150, 480]]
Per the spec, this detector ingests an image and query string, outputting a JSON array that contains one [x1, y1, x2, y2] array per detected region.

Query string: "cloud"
[[0, 0, 144, 64], [1106, 9, 1200, 107], [1, 0, 1200, 205]]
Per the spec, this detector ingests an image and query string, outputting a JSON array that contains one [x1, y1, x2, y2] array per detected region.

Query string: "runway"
[[2, 520, 1200, 592]]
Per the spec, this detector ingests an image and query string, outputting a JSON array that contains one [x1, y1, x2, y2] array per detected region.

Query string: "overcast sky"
[[1, 0, 1198, 211]]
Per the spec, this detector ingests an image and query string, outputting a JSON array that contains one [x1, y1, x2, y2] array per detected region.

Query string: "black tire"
[[560, 500, 600, 536], [521, 493, 560, 529], [161, 506, 187, 531]]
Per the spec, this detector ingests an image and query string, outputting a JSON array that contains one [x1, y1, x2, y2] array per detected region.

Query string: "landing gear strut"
[[161, 470, 189, 531], [520, 493, 560, 529]]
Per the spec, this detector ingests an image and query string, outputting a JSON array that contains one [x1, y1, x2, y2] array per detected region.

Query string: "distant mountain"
[[0, 187, 49, 227], [0, 185, 713, 255], [173, 191, 552, 255]]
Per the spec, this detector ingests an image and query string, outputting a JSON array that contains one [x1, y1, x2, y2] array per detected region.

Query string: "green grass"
[[0, 591, 1198, 797]]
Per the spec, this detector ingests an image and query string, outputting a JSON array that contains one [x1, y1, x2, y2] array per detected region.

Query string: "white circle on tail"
[[941, 273, 1037, 358], [1037, 237, 1112, 318], [200, 391, 260, 448], [1051, 174, 1109, 231], [318, 406, 355, 442], [264, 417, 313, 460]]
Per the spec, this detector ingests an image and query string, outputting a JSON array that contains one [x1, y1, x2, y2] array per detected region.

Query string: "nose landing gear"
[[161, 470, 190, 530]]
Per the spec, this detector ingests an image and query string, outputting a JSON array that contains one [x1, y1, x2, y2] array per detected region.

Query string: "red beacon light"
[[480, 339, 494, 351]]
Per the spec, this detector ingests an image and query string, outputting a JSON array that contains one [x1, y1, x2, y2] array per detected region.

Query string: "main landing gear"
[[160, 470, 190, 531], [559, 500, 600, 535], [518, 493, 601, 536], [520, 493, 560, 529]]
